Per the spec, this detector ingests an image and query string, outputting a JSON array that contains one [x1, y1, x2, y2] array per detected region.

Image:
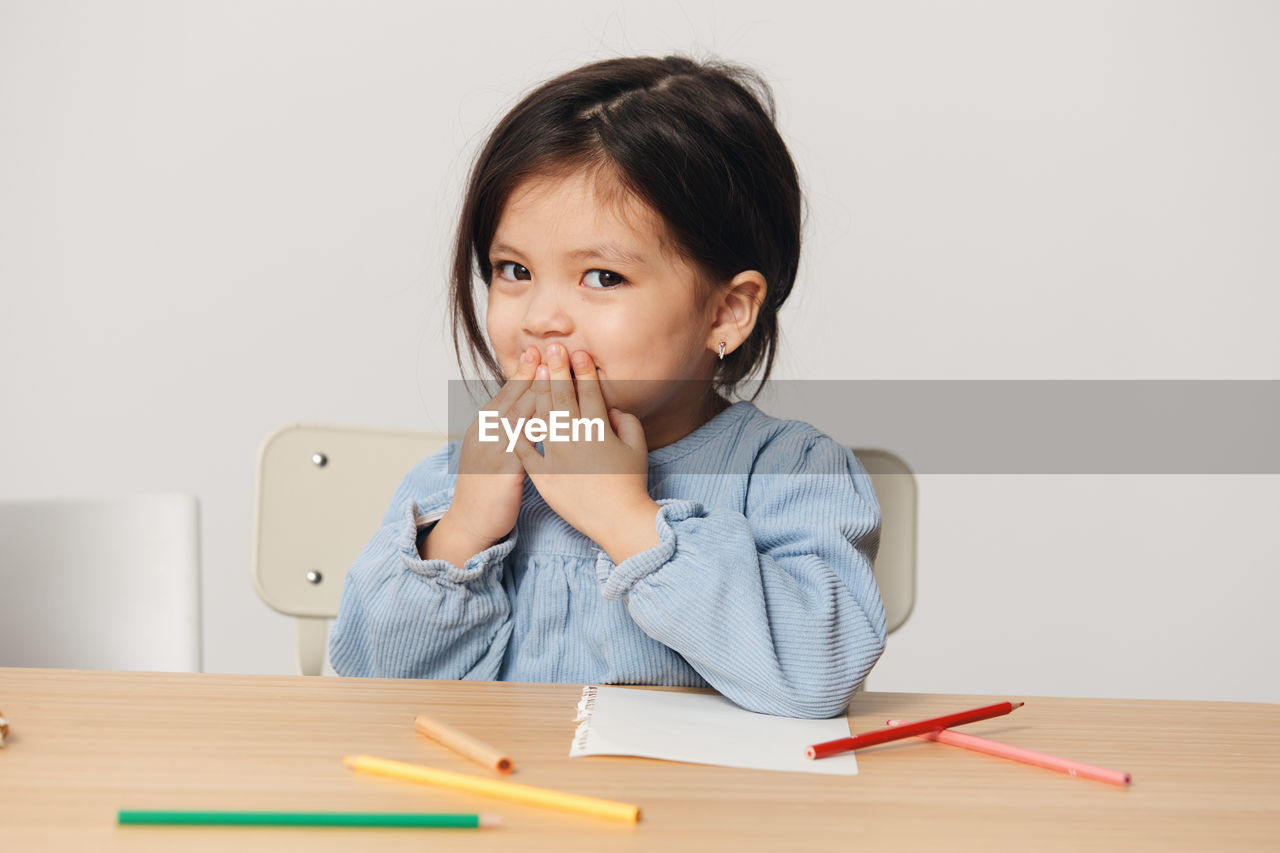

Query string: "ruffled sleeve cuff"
[[395, 489, 517, 584], [594, 498, 704, 600]]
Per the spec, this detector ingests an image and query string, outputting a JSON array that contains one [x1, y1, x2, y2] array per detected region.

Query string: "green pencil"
[[117, 810, 502, 828]]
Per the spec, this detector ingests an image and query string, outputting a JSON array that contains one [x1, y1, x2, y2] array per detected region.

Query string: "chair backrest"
[[253, 425, 448, 675], [856, 450, 917, 634], [254, 424, 916, 674], [0, 495, 202, 672]]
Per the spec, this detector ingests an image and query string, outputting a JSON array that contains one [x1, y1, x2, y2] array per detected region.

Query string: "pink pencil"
[[886, 719, 1131, 786]]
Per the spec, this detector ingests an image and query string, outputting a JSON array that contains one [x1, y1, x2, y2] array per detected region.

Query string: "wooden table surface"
[[1, 667, 1277, 851]]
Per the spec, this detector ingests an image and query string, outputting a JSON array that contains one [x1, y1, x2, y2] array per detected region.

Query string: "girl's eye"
[[493, 261, 531, 282], [491, 262, 625, 289], [583, 269, 627, 289]]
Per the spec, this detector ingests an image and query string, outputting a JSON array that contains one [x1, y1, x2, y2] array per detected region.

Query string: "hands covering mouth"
[[524, 347, 599, 389]]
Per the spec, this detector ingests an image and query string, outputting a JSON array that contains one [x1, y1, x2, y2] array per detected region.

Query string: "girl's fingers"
[[501, 385, 537, 443], [569, 350, 607, 422], [507, 384, 536, 419], [542, 343, 580, 420], [491, 347, 540, 410], [609, 406, 648, 453], [533, 363, 553, 429], [510, 431, 538, 471], [495, 384, 535, 434], [508, 402, 544, 474]]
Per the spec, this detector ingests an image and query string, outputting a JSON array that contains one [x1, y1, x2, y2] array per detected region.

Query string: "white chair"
[[855, 449, 917, 634], [254, 425, 916, 675], [253, 425, 449, 676], [0, 495, 202, 672]]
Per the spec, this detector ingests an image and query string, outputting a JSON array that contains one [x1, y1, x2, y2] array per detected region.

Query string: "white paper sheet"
[[569, 685, 859, 775]]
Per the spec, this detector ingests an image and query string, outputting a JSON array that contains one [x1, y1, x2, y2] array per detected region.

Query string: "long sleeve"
[[328, 445, 517, 679], [594, 431, 886, 718]]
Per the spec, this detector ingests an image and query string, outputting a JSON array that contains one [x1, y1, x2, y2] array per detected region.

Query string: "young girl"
[[329, 55, 886, 719]]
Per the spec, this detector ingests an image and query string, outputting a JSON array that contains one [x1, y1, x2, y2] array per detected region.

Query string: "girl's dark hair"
[[449, 54, 802, 401]]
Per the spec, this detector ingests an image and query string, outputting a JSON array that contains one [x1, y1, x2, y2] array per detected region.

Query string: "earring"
[[717, 340, 727, 360]]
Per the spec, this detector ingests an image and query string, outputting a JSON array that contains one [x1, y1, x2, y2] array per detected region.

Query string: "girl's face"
[[485, 167, 722, 432]]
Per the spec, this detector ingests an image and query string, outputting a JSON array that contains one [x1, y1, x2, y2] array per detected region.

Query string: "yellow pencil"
[[343, 755, 640, 823]]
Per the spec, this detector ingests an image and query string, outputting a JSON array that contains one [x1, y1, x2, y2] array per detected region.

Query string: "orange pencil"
[[414, 715, 513, 774], [887, 719, 1131, 786]]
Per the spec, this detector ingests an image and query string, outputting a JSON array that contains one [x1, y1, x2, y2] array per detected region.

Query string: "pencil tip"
[[1012, 701, 1025, 708], [342, 755, 357, 768], [479, 813, 503, 828]]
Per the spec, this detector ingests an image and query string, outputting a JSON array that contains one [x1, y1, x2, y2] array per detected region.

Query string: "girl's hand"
[[431, 346, 542, 558], [512, 344, 660, 562]]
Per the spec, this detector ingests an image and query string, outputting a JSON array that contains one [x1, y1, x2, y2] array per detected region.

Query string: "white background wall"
[[2, 0, 1276, 702]]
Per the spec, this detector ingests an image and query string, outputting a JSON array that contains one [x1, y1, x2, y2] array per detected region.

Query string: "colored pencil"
[[886, 719, 1132, 785], [117, 810, 501, 827], [414, 714, 513, 773], [806, 701, 1024, 759], [344, 755, 640, 823]]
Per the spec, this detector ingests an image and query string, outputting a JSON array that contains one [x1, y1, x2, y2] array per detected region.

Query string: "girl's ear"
[[708, 271, 768, 355]]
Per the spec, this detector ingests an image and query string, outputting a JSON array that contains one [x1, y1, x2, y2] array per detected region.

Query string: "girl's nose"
[[521, 281, 573, 337]]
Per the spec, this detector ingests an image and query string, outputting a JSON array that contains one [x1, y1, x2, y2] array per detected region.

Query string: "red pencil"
[[806, 701, 1024, 760]]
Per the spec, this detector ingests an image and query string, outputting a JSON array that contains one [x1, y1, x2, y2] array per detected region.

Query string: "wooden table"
[[1, 668, 1276, 851]]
